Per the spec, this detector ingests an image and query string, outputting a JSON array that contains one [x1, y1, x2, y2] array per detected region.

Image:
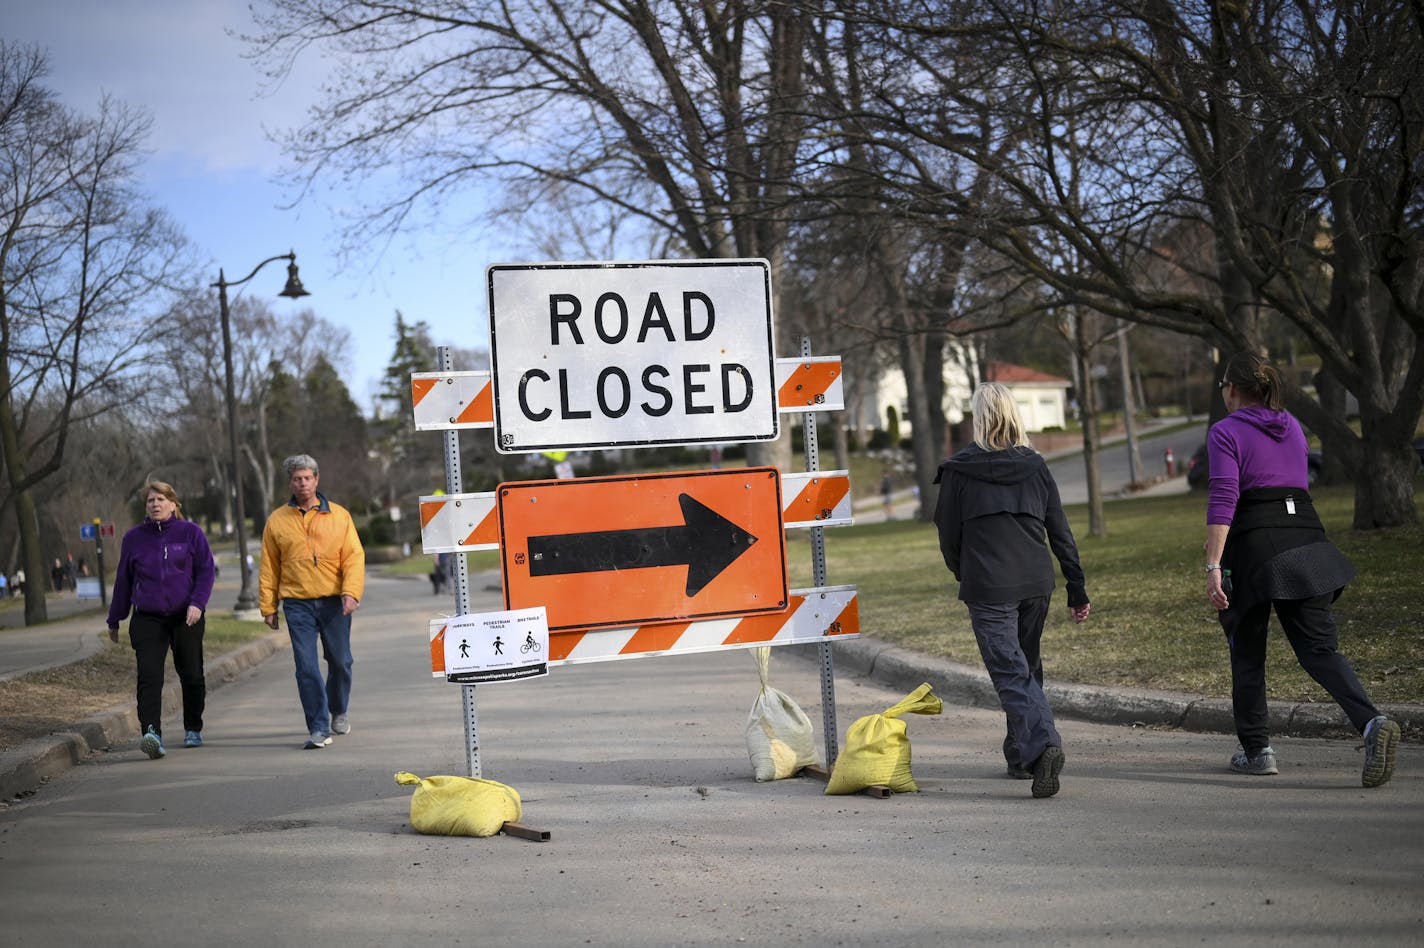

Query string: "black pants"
[[129, 610, 206, 737], [1220, 592, 1377, 753], [966, 596, 1060, 770]]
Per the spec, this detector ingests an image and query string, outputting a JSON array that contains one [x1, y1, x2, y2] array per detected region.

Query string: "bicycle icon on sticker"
[[521, 633, 541, 654]]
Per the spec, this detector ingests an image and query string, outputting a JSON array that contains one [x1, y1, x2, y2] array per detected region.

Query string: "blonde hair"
[[971, 382, 1032, 451], [143, 480, 184, 518]]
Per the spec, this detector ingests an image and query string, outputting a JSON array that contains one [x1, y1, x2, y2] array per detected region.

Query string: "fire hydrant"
[[1164, 446, 1176, 477]]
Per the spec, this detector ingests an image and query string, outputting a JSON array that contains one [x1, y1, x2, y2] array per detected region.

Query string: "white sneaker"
[[304, 732, 332, 749]]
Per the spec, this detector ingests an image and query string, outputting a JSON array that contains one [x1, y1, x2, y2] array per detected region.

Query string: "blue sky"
[[6, 1, 510, 406]]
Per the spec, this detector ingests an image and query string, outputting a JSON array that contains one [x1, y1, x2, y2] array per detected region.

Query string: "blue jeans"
[[283, 596, 353, 737], [965, 597, 1061, 770]]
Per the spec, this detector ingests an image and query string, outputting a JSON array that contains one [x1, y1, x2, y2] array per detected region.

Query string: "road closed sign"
[[488, 259, 778, 453], [498, 467, 788, 632]]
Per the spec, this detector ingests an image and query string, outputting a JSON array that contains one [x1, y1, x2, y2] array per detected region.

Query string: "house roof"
[[985, 361, 1071, 385]]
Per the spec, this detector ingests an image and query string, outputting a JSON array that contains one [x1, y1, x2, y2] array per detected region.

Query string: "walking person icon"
[[459, 639, 470, 658], [492, 636, 504, 656]]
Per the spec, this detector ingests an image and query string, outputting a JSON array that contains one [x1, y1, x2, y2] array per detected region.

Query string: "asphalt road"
[[1047, 422, 1207, 505], [1, 569, 1418, 947]]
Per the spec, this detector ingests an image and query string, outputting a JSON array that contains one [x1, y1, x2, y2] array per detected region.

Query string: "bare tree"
[[838, 0, 1422, 528], [245, 0, 819, 467], [0, 43, 189, 623]]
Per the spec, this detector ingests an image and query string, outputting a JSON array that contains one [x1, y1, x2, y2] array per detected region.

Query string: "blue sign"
[[80, 523, 97, 540]]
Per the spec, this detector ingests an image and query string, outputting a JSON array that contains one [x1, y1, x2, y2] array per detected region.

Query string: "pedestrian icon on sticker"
[[459, 639, 470, 658], [493, 636, 504, 656]]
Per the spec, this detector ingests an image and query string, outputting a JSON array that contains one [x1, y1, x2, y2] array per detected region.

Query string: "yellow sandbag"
[[394, 771, 522, 837], [825, 682, 943, 795], [745, 647, 818, 781]]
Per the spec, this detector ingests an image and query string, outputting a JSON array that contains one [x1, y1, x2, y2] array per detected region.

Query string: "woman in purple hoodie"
[[1204, 352, 1398, 787], [106, 481, 215, 759]]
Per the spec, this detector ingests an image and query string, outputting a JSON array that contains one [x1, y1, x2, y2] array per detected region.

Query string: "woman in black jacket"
[[934, 383, 1091, 798]]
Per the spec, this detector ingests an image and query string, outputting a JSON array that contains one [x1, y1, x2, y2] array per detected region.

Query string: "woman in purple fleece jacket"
[[106, 481, 215, 759], [1204, 352, 1398, 787]]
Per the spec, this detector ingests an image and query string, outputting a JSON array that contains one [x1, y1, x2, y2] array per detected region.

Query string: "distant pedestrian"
[[15, 567, 24, 596], [1204, 352, 1398, 786], [260, 454, 366, 750], [881, 472, 894, 520], [0, 572, 8, 598], [51, 558, 65, 593], [933, 382, 1091, 798], [106, 480, 216, 758], [430, 552, 449, 596]]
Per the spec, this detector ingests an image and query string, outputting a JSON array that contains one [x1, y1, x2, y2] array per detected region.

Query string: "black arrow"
[[526, 493, 758, 597]]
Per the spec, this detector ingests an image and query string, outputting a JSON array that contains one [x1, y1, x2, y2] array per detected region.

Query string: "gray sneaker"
[[304, 732, 332, 750], [331, 713, 350, 736], [1031, 746, 1065, 798], [1361, 716, 1400, 788], [1230, 746, 1278, 775]]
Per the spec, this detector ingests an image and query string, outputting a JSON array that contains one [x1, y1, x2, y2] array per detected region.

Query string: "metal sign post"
[[800, 337, 839, 769], [436, 346, 481, 779]]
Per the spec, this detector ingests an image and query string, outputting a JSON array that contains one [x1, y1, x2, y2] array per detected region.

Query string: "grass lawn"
[[787, 482, 1424, 704]]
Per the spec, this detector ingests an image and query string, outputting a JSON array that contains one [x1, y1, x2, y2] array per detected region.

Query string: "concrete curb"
[[0, 631, 288, 801], [813, 638, 1424, 742]]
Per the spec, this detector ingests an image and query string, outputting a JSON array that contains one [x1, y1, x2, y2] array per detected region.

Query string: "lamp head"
[[279, 255, 311, 299]]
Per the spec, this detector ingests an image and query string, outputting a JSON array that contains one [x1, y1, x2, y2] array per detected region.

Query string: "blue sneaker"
[[183, 730, 203, 748], [140, 725, 166, 759], [1361, 716, 1400, 788], [303, 732, 332, 750]]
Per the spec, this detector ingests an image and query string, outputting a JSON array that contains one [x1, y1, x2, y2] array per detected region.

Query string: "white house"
[[855, 351, 1071, 438], [983, 361, 1072, 431]]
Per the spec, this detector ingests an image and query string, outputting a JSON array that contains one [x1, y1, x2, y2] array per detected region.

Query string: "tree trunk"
[[1312, 366, 1350, 486], [1352, 424, 1420, 530], [0, 369, 47, 625], [15, 489, 48, 626], [897, 333, 938, 522], [1070, 315, 1107, 537]]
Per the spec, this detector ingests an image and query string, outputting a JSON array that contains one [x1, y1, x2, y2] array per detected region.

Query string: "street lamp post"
[[214, 251, 310, 615]]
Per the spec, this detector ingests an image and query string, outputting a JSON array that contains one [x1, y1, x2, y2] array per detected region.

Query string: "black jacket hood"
[[935, 444, 1043, 486]]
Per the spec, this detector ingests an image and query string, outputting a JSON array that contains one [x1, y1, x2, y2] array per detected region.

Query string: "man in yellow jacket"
[[260, 454, 366, 749]]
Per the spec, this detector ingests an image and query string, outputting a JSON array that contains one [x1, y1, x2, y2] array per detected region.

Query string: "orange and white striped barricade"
[[418, 492, 499, 552], [413, 360, 840, 433], [411, 370, 493, 430], [430, 584, 858, 676], [419, 471, 854, 554], [780, 470, 852, 528], [775, 356, 843, 412]]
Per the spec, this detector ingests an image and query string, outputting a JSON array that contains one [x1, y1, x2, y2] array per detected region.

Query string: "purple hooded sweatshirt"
[[106, 516, 215, 630], [1206, 405, 1311, 525]]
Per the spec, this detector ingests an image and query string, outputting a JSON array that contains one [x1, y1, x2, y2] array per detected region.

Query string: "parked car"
[[1186, 442, 1322, 490]]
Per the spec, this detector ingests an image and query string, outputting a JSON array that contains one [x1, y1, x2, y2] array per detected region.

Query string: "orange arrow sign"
[[498, 467, 788, 631]]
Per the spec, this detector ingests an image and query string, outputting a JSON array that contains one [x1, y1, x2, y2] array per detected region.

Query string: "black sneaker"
[[1006, 763, 1033, 780], [1361, 716, 1400, 788], [1031, 746, 1065, 798]]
